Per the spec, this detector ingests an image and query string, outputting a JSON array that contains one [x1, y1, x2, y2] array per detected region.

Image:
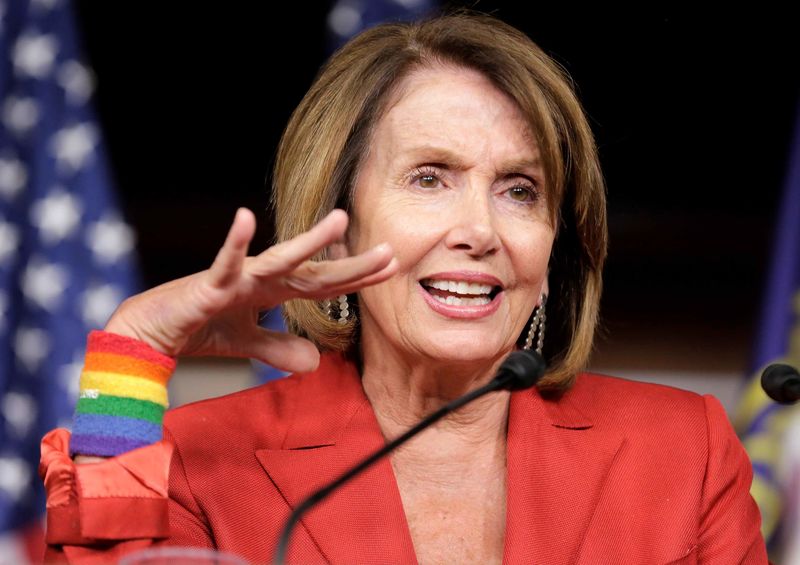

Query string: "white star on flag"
[[2, 96, 40, 135], [0, 157, 27, 200], [21, 258, 69, 311], [393, 0, 428, 7], [328, 2, 363, 37], [57, 60, 94, 105], [81, 284, 123, 328], [86, 216, 135, 264], [0, 456, 31, 502], [29, 187, 82, 244], [58, 352, 84, 401], [0, 219, 20, 267], [12, 32, 58, 79], [31, 0, 60, 10], [14, 326, 50, 373], [2, 392, 37, 439], [49, 122, 97, 172]]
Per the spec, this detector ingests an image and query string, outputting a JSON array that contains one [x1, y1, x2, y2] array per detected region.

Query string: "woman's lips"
[[418, 282, 503, 319]]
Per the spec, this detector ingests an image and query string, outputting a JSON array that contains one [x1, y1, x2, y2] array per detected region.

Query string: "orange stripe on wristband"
[[84, 352, 172, 386]]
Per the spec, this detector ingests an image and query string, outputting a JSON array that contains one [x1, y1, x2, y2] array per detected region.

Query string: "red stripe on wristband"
[[87, 330, 176, 370]]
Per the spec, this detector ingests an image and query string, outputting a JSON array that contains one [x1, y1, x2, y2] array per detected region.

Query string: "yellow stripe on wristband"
[[80, 371, 169, 407]]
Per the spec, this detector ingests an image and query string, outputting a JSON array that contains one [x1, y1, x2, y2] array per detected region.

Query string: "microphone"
[[761, 363, 800, 404], [272, 349, 546, 564]]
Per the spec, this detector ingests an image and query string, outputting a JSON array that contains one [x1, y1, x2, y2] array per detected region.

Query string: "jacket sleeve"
[[697, 395, 769, 564], [40, 427, 214, 564]]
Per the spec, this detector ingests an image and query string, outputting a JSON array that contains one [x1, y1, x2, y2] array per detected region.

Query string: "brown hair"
[[272, 12, 607, 392]]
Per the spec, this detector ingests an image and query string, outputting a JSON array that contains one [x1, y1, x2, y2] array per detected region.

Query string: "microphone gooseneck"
[[271, 349, 546, 564], [761, 363, 800, 404]]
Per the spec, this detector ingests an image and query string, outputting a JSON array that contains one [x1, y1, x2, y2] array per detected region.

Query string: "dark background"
[[71, 3, 800, 372]]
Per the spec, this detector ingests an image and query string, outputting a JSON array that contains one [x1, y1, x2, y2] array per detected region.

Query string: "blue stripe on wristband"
[[72, 413, 163, 445]]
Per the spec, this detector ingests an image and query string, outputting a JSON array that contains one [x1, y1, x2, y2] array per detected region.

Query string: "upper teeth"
[[423, 279, 494, 295]]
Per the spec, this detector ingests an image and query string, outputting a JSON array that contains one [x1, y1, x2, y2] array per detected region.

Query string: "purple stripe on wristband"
[[72, 413, 163, 444], [69, 433, 156, 457]]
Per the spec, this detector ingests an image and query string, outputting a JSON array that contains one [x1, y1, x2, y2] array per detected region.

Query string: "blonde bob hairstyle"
[[273, 12, 607, 392]]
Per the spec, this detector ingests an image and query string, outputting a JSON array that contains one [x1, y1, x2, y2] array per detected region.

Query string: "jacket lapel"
[[258, 356, 624, 565], [256, 354, 417, 564], [503, 380, 625, 565]]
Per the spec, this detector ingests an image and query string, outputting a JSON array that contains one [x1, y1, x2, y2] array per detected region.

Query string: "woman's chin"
[[412, 336, 513, 367]]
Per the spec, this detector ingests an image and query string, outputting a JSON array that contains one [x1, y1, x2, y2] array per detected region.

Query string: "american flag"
[[0, 0, 139, 562]]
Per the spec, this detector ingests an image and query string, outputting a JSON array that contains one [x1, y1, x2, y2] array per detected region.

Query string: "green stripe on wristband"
[[76, 394, 166, 424]]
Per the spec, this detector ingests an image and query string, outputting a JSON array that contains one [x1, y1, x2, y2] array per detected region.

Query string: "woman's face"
[[349, 64, 555, 367]]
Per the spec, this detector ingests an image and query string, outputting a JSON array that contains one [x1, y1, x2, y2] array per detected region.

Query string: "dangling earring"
[[321, 295, 350, 324], [524, 295, 547, 355], [336, 294, 350, 324]]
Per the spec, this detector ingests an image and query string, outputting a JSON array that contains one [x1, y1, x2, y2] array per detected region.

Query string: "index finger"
[[207, 207, 257, 289], [254, 209, 349, 275]]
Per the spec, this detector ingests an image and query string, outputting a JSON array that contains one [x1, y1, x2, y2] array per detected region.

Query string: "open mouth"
[[419, 278, 502, 307]]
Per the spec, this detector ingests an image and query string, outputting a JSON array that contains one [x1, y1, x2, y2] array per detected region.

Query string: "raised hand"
[[104, 208, 396, 373]]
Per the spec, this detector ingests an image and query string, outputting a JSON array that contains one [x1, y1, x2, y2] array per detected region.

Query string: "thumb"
[[240, 329, 321, 373]]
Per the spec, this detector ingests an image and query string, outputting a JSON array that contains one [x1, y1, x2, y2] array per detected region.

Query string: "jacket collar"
[[256, 353, 417, 563], [503, 383, 625, 564], [257, 353, 623, 564]]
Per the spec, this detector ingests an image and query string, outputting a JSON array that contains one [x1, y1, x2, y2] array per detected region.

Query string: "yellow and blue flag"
[[735, 101, 800, 559]]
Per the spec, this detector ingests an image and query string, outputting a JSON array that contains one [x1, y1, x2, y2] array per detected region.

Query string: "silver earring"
[[336, 294, 350, 324], [321, 295, 350, 324], [524, 295, 547, 355]]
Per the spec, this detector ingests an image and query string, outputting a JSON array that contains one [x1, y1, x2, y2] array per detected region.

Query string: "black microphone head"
[[496, 350, 547, 391], [761, 363, 800, 404]]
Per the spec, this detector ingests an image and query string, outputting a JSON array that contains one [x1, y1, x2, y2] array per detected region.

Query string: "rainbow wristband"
[[69, 330, 176, 457]]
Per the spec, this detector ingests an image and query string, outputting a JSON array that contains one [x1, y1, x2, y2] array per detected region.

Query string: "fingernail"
[[373, 243, 392, 254]]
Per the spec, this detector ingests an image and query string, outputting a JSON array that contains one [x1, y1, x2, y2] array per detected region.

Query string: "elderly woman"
[[40, 12, 766, 565]]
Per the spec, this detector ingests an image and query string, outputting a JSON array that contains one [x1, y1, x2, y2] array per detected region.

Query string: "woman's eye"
[[409, 167, 443, 189], [418, 174, 439, 189], [507, 185, 536, 202]]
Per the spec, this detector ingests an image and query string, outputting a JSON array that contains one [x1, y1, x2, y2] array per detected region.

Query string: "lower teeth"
[[432, 294, 490, 306]]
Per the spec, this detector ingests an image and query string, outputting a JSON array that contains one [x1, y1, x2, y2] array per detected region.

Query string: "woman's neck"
[[359, 340, 512, 449]]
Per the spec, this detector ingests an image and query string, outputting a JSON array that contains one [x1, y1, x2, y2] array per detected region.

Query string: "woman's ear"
[[540, 275, 549, 303]]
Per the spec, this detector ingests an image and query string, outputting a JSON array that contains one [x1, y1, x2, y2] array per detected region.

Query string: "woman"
[[40, 12, 767, 564]]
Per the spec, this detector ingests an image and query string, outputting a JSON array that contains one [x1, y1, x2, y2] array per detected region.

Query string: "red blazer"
[[43, 352, 767, 564]]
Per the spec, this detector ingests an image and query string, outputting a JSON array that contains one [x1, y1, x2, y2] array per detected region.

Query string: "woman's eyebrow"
[[497, 157, 543, 177], [399, 146, 542, 177], [401, 145, 470, 170]]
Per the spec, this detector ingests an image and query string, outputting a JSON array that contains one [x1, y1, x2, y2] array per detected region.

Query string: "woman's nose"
[[443, 190, 501, 257]]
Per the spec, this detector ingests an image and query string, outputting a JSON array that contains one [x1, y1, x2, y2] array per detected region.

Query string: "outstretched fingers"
[[254, 209, 350, 277], [322, 256, 399, 297], [282, 244, 396, 297], [207, 208, 257, 289]]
